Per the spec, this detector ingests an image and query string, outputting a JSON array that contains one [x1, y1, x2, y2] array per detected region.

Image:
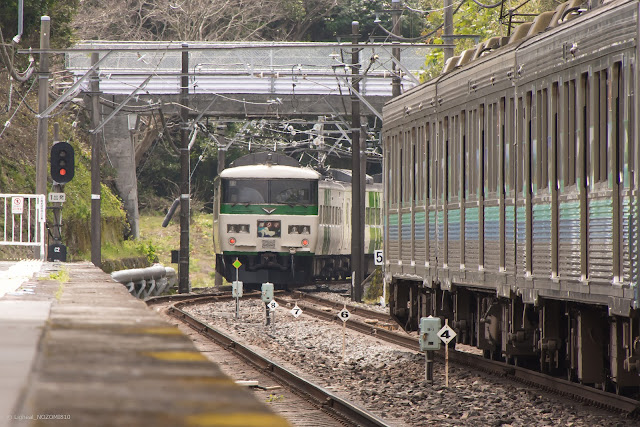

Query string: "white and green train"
[[213, 152, 382, 287]]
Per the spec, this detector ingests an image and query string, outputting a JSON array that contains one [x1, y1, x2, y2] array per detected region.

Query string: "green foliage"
[[59, 140, 125, 222], [420, 0, 552, 81], [48, 268, 70, 283], [322, 0, 427, 41], [0, 157, 35, 191], [0, 0, 78, 48], [364, 267, 385, 303], [101, 239, 158, 264]]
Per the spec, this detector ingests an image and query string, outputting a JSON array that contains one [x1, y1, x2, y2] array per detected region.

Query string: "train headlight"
[[301, 238, 309, 247], [228, 237, 236, 245]]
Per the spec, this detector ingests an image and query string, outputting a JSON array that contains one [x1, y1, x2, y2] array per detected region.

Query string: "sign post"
[[338, 305, 351, 362], [437, 319, 457, 388], [374, 250, 385, 307], [232, 258, 242, 319]]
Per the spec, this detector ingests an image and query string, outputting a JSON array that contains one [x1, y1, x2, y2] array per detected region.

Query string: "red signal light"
[[302, 239, 309, 247], [229, 237, 236, 245]]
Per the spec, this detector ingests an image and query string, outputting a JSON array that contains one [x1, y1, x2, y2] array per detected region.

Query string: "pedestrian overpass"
[[63, 41, 430, 119], [55, 41, 432, 239]]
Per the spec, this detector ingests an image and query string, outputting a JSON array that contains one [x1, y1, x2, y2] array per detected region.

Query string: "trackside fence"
[[0, 194, 46, 260]]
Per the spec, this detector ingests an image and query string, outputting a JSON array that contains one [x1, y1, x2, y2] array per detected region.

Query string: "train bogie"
[[383, 0, 640, 391]]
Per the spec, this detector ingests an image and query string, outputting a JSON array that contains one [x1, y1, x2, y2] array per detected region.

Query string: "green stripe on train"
[[221, 204, 318, 215], [224, 251, 315, 256]]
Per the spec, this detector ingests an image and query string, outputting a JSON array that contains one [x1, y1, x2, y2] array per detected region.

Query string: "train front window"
[[222, 178, 317, 205], [270, 179, 317, 205], [222, 179, 268, 204]]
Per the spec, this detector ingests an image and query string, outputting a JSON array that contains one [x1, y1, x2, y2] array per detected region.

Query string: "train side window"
[[611, 62, 624, 187], [551, 83, 559, 192], [540, 88, 549, 190], [491, 102, 499, 194], [626, 62, 634, 187], [441, 118, 448, 201], [469, 108, 477, 198], [516, 97, 524, 195], [461, 110, 467, 200], [484, 104, 490, 196], [505, 98, 514, 195], [566, 80, 577, 187], [450, 115, 457, 200], [399, 143, 404, 205], [527, 91, 535, 195], [416, 127, 420, 205], [591, 70, 608, 184], [479, 104, 485, 197], [426, 123, 432, 201], [580, 72, 589, 189]]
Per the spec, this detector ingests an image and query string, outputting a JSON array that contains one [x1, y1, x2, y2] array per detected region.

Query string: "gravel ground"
[[185, 298, 636, 427]]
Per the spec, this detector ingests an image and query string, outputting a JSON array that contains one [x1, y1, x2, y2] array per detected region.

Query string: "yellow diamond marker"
[[187, 413, 289, 427], [142, 351, 208, 362], [232, 259, 242, 269]]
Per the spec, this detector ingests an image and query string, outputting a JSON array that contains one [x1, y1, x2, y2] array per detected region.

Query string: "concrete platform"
[[1, 262, 289, 427]]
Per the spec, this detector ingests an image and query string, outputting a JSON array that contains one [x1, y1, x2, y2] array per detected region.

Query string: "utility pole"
[[443, 0, 455, 62], [214, 146, 226, 288], [179, 43, 191, 294], [35, 16, 49, 259], [391, 0, 402, 97], [351, 21, 364, 302], [90, 52, 102, 267]]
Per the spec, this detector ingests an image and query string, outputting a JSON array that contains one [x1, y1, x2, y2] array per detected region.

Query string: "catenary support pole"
[[179, 43, 191, 293], [351, 22, 363, 302], [391, 0, 402, 97], [90, 52, 102, 267], [443, 0, 454, 62], [215, 147, 226, 288], [35, 16, 50, 259]]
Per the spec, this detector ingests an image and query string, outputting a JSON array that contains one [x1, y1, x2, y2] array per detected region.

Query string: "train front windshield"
[[222, 179, 318, 205]]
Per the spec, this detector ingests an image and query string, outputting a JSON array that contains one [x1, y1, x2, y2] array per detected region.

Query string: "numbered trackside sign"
[[437, 324, 457, 345], [268, 300, 279, 311], [290, 305, 302, 318], [338, 308, 351, 322], [374, 249, 383, 266]]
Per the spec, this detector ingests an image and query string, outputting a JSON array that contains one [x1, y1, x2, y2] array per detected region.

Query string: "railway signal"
[[50, 141, 75, 184]]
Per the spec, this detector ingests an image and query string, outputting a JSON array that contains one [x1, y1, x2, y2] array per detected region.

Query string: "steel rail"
[[287, 291, 393, 323], [276, 294, 640, 416], [167, 301, 390, 427], [152, 291, 639, 416]]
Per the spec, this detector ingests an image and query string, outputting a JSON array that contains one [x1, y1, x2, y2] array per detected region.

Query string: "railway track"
[[276, 292, 640, 416], [150, 290, 639, 417], [165, 297, 390, 427]]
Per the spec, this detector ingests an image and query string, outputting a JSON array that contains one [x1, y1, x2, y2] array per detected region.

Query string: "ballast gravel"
[[185, 297, 635, 427]]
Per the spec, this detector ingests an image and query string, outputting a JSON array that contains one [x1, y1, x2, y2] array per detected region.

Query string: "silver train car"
[[214, 152, 382, 287], [382, 0, 640, 392]]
